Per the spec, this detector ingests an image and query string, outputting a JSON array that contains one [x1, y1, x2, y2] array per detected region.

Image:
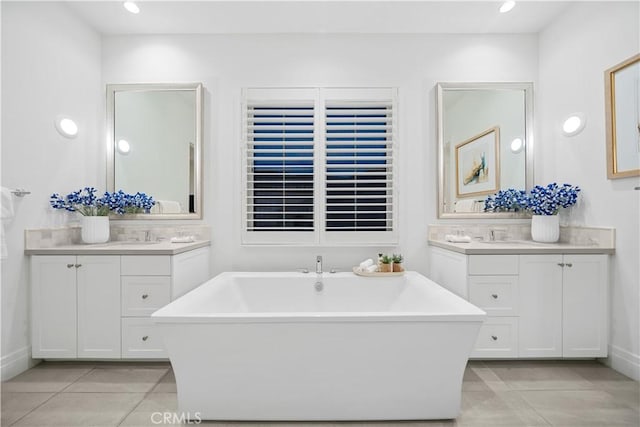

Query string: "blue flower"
[[484, 183, 580, 215], [484, 188, 528, 212], [50, 187, 156, 216]]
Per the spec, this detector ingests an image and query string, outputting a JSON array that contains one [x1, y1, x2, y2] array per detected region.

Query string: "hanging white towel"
[[156, 200, 182, 214], [1, 187, 15, 259], [453, 199, 476, 213]]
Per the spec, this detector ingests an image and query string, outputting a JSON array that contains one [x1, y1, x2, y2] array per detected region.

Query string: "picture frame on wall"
[[604, 53, 640, 179], [455, 126, 500, 198]]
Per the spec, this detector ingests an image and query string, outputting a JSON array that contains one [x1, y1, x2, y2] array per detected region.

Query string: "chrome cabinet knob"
[[491, 335, 498, 341], [67, 264, 75, 268], [75, 264, 82, 268], [557, 263, 565, 267], [491, 293, 498, 299], [565, 263, 573, 267], [142, 336, 149, 341], [141, 294, 149, 300]]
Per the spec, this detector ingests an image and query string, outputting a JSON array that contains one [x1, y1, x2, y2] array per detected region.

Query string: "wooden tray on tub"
[[352, 267, 405, 277]]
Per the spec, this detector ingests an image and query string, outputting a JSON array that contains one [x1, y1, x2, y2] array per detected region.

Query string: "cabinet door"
[[172, 247, 211, 299], [31, 256, 77, 358], [563, 254, 608, 357], [519, 255, 563, 357], [428, 247, 468, 299], [76, 256, 121, 358]]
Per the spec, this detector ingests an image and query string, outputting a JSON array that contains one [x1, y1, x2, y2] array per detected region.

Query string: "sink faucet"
[[316, 255, 323, 274], [489, 230, 495, 241]]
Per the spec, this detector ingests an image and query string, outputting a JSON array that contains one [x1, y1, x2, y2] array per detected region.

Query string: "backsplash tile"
[[25, 224, 211, 250], [428, 223, 615, 247]]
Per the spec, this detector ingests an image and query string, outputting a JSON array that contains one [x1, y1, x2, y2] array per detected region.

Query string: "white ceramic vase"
[[531, 214, 559, 243], [81, 216, 110, 244]]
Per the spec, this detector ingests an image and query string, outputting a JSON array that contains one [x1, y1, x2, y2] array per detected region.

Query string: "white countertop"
[[25, 240, 210, 256], [428, 239, 615, 255]]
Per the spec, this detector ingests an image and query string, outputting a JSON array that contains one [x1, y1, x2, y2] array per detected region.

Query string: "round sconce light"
[[510, 137, 525, 153], [123, 1, 140, 14], [54, 116, 78, 138], [499, 1, 516, 13], [117, 139, 131, 155], [562, 113, 586, 137]]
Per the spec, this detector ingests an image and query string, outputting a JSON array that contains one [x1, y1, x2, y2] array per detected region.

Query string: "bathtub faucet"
[[316, 255, 323, 274]]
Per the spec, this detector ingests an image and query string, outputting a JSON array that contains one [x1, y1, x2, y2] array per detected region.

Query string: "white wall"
[[538, 2, 640, 379], [1, 2, 102, 379], [102, 33, 537, 275]]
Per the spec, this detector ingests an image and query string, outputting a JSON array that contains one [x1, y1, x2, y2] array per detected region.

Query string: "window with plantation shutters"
[[245, 102, 315, 232], [242, 88, 397, 246], [325, 102, 393, 232]]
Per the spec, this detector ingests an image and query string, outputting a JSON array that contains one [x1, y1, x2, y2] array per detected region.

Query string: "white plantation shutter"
[[242, 88, 397, 246], [245, 102, 315, 234], [324, 102, 394, 232]]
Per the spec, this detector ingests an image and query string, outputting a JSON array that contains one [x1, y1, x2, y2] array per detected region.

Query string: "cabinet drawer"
[[121, 256, 171, 276], [121, 276, 171, 317], [121, 318, 167, 359], [468, 255, 518, 275], [468, 276, 519, 316], [471, 317, 518, 358]]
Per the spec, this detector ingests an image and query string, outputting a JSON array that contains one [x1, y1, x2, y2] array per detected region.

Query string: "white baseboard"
[[603, 344, 640, 381], [1, 346, 38, 381]]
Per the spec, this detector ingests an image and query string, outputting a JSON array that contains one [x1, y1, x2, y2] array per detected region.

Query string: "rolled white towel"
[[359, 258, 374, 269], [170, 235, 195, 243], [445, 234, 472, 243], [365, 264, 378, 273]]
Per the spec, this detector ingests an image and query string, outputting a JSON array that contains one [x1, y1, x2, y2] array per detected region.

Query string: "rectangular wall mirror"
[[106, 83, 203, 219], [436, 82, 534, 218], [605, 53, 640, 179]]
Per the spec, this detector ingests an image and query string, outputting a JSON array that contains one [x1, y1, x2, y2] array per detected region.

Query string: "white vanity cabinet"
[[429, 247, 609, 359], [519, 254, 608, 358], [31, 245, 210, 360], [32, 255, 121, 359]]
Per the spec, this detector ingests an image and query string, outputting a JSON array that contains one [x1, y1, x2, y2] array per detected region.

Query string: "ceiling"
[[64, 1, 576, 35]]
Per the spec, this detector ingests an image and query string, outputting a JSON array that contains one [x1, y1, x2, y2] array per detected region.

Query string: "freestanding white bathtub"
[[151, 271, 485, 421]]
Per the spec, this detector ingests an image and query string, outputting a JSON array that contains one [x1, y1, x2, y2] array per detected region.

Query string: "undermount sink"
[[107, 240, 162, 246], [477, 240, 547, 246]]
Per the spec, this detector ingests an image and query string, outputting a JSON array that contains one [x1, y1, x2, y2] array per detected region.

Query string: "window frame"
[[241, 87, 398, 246]]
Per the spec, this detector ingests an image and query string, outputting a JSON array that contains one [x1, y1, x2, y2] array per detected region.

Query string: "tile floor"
[[1, 360, 638, 426]]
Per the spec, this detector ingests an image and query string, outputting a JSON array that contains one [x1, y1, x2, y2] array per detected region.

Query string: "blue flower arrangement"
[[483, 188, 528, 213], [50, 187, 156, 216], [484, 183, 580, 215], [527, 183, 581, 215], [102, 190, 156, 214]]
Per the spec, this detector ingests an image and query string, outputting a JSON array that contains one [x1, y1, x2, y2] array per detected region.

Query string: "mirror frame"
[[106, 83, 204, 220], [436, 82, 534, 219], [605, 53, 640, 180]]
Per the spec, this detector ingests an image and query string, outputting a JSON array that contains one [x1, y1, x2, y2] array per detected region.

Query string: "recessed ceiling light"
[[562, 113, 586, 137], [123, 1, 140, 14], [510, 137, 524, 153], [499, 1, 516, 13], [117, 139, 131, 154], [54, 116, 78, 138]]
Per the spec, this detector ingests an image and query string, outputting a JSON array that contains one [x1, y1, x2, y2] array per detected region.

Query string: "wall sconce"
[[562, 113, 586, 137], [54, 116, 78, 138], [510, 137, 525, 153], [117, 139, 131, 155], [123, 1, 140, 14], [499, 1, 516, 13]]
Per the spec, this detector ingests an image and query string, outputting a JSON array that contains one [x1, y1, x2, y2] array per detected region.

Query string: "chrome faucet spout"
[[316, 255, 323, 274]]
